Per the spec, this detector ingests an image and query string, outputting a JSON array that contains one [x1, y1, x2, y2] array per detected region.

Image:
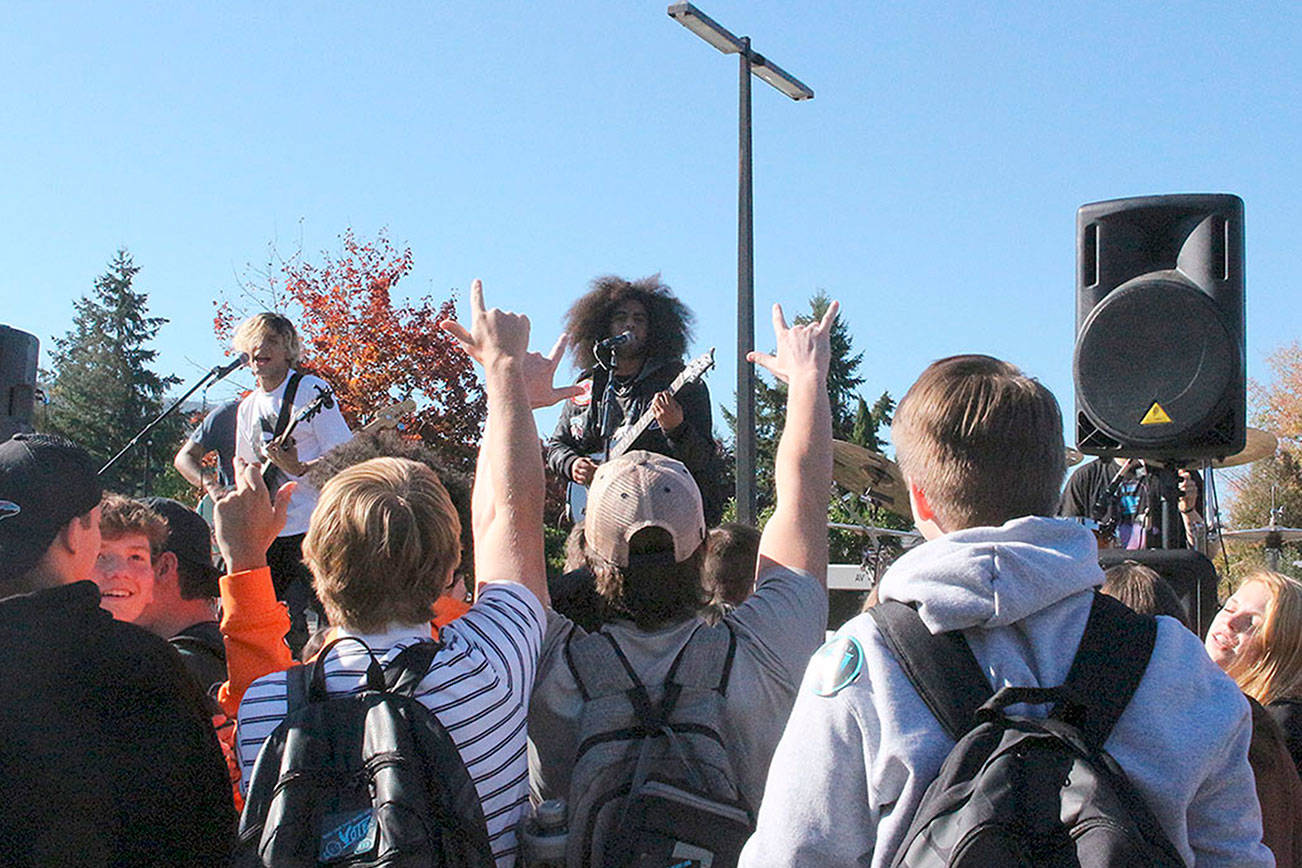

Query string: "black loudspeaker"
[[1098, 548, 1219, 639], [0, 325, 39, 441], [1075, 194, 1245, 460]]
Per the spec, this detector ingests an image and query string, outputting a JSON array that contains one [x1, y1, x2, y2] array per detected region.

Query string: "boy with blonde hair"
[[231, 311, 351, 653], [226, 281, 578, 867], [744, 355, 1268, 866]]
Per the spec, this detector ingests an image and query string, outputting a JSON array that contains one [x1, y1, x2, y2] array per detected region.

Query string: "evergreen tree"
[[43, 250, 181, 494], [850, 391, 896, 453]]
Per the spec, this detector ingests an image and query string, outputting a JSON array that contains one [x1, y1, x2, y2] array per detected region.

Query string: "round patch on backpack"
[[811, 636, 863, 697]]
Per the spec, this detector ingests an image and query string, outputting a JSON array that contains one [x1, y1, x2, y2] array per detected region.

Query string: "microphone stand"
[[100, 360, 245, 485], [595, 341, 621, 461]]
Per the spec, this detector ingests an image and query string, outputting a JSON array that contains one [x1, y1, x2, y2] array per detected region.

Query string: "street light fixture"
[[667, 2, 813, 526]]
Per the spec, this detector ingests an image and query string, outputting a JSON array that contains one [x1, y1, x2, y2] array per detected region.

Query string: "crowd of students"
[[1, 283, 1300, 866]]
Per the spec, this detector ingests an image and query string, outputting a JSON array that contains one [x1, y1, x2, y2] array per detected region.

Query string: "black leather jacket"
[[544, 357, 717, 509]]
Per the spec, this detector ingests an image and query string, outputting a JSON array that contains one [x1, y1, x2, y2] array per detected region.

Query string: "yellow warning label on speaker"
[[1140, 402, 1173, 425]]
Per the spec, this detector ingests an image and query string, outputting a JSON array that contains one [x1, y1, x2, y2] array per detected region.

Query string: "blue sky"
[[4, 1, 1299, 467]]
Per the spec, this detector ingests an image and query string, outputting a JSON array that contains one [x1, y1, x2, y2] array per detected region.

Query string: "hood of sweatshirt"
[[877, 516, 1103, 633]]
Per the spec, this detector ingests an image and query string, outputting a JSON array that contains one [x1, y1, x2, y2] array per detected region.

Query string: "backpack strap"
[[1055, 591, 1157, 748], [168, 633, 227, 662], [384, 640, 444, 696], [284, 662, 311, 715], [664, 622, 737, 696], [305, 635, 386, 702], [868, 601, 992, 742], [567, 629, 649, 710]]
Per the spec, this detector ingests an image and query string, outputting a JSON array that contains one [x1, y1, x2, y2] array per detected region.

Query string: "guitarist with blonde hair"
[[232, 312, 352, 655], [544, 275, 722, 523]]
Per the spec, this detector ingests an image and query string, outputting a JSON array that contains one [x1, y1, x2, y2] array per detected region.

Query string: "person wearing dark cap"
[[141, 497, 227, 694], [0, 433, 235, 866]]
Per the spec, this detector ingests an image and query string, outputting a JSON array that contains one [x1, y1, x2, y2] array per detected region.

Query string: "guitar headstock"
[[298, 386, 335, 424], [360, 399, 417, 434], [678, 348, 716, 385]]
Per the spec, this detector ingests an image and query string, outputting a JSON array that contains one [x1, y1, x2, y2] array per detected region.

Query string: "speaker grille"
[[1075, 277, 1236, 455]]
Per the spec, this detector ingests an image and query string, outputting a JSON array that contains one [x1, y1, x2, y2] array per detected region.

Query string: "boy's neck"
[[257, 369, 290, 393]]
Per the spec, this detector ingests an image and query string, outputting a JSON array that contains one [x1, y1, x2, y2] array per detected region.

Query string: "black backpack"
[[867, 592, 1186, 867], [233, 637, 495, 868]]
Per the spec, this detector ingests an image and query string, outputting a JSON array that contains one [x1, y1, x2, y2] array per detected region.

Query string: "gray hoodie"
[[741, 517, 1271, 867]]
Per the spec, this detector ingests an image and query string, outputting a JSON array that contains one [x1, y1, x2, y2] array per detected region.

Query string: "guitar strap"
[[262, 371, 304, 493]]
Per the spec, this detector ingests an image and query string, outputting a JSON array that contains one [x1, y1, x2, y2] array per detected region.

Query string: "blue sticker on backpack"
[[319, 807, 377, 863], [811, 636, 864, 697]]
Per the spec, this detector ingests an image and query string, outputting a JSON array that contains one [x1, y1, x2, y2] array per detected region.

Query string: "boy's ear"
[[910, 482, 935, 523], [154, 550, 179, 583]]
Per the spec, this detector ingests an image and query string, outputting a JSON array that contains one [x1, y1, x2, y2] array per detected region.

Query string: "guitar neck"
[[607, 367, 697, 460]]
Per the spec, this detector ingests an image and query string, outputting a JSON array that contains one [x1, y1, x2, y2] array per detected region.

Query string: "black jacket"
[[1058, 458, 1200, 549], [545, 358, 721, 521], [171, 619, 229, 701], [0, 581, 235, 866]]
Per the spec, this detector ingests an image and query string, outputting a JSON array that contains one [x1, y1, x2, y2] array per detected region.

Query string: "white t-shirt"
[[234, 370, 352, 536], [235, 583, 546, 868]]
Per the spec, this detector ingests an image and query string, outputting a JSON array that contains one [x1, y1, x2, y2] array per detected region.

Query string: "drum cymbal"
[[831, 440, 912, 519], [1210, 427, 1278, 468], [827, 521, 922, 541], [1218, 526, 1302, 544]]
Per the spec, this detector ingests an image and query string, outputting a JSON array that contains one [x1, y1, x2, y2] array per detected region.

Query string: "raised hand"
[[439, 278, 530, 366], [213, 458, 295, 573], [523, 333, 584, 409], [747, 300, 840, 384]]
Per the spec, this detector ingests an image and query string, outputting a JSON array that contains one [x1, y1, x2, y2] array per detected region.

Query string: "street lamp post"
[[667, 2, 813, 526]]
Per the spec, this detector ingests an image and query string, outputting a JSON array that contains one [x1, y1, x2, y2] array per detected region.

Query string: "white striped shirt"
[[235, 582, 545, 867]]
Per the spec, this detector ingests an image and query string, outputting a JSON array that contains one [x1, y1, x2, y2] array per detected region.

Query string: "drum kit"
[[1189, 428, 1302, 569], [827, 441, 918, 592], [828, 426, 1296, 588]]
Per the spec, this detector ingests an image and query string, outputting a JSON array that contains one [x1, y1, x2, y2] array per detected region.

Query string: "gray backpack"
[[561, 623, 753, 868]]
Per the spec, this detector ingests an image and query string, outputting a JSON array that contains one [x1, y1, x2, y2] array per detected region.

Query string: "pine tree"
[[43, 250, 181, 494], [850, 391, 896, 453]]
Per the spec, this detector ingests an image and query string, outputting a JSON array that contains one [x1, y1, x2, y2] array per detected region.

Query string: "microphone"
[[212, 353, 249, 380], [596, 331, 633, 350]]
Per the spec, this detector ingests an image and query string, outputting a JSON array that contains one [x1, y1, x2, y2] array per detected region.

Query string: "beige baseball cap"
[[584, 450, 707, 567]]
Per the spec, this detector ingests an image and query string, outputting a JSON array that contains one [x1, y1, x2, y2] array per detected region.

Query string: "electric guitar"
[[359, 398, 417, 435], [567, 349, 716, 523], [198, 398, 416, 529], [258, 385, 336, 481]]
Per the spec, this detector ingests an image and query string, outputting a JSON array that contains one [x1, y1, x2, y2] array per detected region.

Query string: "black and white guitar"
[[258, 385, 335, 487], [567, 349, 716, 522]]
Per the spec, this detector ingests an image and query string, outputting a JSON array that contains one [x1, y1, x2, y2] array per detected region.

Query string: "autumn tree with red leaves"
[[1225, 341, 1302, 581], [215, 229, 485, 472]]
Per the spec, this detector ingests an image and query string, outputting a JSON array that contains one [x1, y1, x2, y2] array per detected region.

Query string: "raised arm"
[[441, 280, 579, 605], [748, 301, 837, 585], [211, 460, 296, 714]]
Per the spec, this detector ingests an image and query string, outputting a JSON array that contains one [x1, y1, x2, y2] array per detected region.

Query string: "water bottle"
[[519, 798, 568, 867]]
